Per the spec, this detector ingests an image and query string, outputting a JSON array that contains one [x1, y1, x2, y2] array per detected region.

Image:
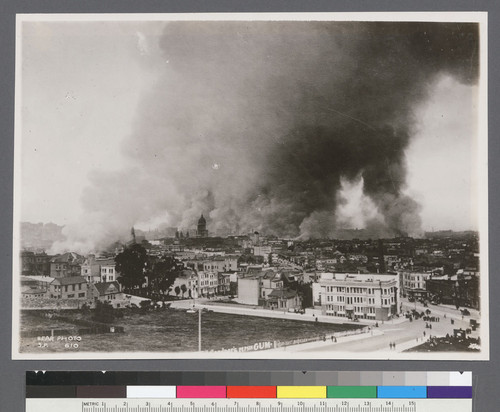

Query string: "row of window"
[[325, 305, 376, 314], [199, 280, 218, 286], [53, 284, 84, 292], [67, 293, 86, 298], [50, 292, 85, 298], [325, 286, 391, 294]]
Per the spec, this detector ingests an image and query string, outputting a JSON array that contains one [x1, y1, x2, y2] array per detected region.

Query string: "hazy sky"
[[20, 21, 165, 226], [18, 19, 483, 246]]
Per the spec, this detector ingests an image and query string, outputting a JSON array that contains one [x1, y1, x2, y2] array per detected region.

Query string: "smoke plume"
[[56, 21, 479, 252]]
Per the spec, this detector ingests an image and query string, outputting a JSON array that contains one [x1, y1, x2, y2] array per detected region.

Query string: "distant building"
[[19, 251, 52, 276], [50, 252, 84, 278], [316, 272, 399, 321], [21, 284, 47, 299], [398, 270, 430, 299], [49, 276, 89, 299], [237, 276, 260, 305], [426, 271, 480, 309], [197, 214, 209, 237], [81, 257, 118, 283], [260, 271, 283, 299], [197, 271, 217, 296], [266, 288, 302, 311], [218, 272, 232, 295], [253, 245, 272, 263], [90, 281, 122, 303], [99, 259, 117, 283], [202, 256, 238, 273], [81, 255, 101, 283], [20, 275, 54, 299]]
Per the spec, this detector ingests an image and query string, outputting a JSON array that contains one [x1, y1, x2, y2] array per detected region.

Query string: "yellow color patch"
[[277, 386, 327, 398]]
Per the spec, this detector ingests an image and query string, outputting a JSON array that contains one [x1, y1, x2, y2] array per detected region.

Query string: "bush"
[[139, 299, 152, 312], [93, 300, 115, 323]]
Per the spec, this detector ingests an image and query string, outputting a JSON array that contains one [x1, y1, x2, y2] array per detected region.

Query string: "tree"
[[180, 284, 187, 298], [297, 282, 313, 309], [148, 255, 182, 295], [174, 286, 181, 297], [115, 244, 148, 291]]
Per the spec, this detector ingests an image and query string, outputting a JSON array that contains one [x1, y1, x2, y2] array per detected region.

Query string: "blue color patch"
[[377, 386, 427, 398]]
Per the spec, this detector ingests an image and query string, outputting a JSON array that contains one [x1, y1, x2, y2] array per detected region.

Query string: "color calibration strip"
[[26, 371, 472, 399]]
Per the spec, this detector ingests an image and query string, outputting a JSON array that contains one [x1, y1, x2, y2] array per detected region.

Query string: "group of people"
[[389, 341, 397, 350]]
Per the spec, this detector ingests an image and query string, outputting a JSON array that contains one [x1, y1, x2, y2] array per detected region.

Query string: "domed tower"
[[197, 214, 208, 237]]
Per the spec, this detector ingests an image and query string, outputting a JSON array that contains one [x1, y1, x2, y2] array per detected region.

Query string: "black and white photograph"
[[12, 13, 488, 359]]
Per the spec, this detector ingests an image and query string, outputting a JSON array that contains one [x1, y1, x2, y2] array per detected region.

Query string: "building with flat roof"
[[398, 270, 430, 299], [315, 272, 399, 321]]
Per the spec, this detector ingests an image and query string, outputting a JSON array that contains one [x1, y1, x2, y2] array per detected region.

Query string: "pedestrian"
[[423, 331, 426, 337]]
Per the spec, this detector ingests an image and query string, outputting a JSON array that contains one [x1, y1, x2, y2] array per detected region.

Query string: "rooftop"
[[51, 276, 87, 286]]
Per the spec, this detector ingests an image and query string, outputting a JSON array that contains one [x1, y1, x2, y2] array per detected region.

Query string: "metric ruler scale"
[[25, 398, 471, 412], [25, 372, 473, 412]]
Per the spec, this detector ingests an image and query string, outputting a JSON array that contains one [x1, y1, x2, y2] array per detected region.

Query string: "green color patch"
[[327, 386, 377, 398]]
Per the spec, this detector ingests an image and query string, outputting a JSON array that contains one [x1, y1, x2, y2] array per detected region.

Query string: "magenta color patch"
[[176, 386, 227, 398]]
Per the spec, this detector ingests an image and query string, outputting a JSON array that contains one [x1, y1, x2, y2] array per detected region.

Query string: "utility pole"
[[197, 269, 202, 352], [198, 308, 202, 352]]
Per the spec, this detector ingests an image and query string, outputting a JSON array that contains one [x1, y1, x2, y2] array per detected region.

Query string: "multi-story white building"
[[398, 271, 430, 298], [202, 256, 238, 273], [316, 272, 400, 321], [99, 259, 117, 283], [197, 271, 218, 297], [253, 245, 272, 263], [81, 257, 118, 283]]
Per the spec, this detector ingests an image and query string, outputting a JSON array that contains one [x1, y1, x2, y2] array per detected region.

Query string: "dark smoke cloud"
[[62, 21, 479, 250]]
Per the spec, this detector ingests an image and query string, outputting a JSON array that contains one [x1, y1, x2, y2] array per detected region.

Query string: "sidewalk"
[[171, 298, 367, 326], [266, 328, 385, 352]]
